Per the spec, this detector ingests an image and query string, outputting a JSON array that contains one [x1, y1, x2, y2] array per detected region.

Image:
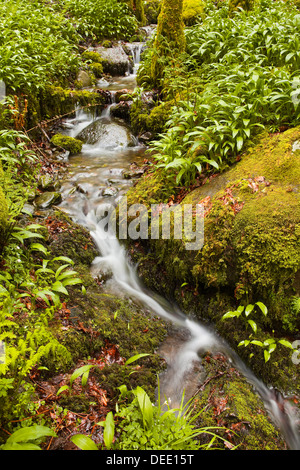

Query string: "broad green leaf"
[[125, 353, 150, 365], [264, 349, 271, 362], [70, 434, 98, 451], [70, 365, 94, 387], [134, 386, 153, 429], [256, 302, 268, 316], [268, 343, 277, 354], [222, 311, 239, 319], [278, 339, 294, 349], [51, 281, 69, 296], [61, 277, 83, 287], [57, 385, 70, 396], [56, 270, 79, 281], [52, 256, 74, 265], [247, 319, 257, 333], [236, 136, 244, 152], [1, 441, 42, 450], [245, 304, 254, 317], [30, 243, 48, 255], [6, 425, 56, 444], [238, 339, 250, 347], [103, 411, 115, 449], [263, 338, 276, 345]]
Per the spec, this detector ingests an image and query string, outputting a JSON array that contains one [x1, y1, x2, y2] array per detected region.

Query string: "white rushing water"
[[76, 206, 300, 450], [57, 43, 300, 450]]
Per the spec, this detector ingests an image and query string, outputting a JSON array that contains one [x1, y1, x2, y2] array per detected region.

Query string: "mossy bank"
[[120, 126, 300, 396]]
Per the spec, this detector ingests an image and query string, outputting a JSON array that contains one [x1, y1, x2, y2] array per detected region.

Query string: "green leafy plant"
[[0, 425, 56, 450], [222, 302, 296, 362], [222, 301, 268, 334], [238, 337, 295, 363], [71, 384, 234, 450], [62, 0, 138, 40], [0, 0, 81, 94], [145, 0, 300, 186]]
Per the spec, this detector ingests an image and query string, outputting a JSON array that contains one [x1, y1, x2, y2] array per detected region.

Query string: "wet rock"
[[21, 203, 35, 216], [76, 118, 135, 148], [115, 89, 132, 103], [139, 131, 154, 144], [77, 70, 93, 88], [27, 188, 37, 202], [110, 102, 131, 121], [76, 183, 89, 195], [123, 162, 148, 179], [38, 174, 61, 191], [102, 186, 118, 197], [34, 191, 62, 209], [95, 46, 131, 76]]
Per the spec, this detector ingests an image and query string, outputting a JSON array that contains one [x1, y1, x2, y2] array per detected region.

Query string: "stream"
[[57, 42, 300, 450]]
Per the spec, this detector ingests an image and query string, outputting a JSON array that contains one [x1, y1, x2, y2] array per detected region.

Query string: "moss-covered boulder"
[[121, 126, 300, 395], [27, 85, 107, 130], [192, 353, 286, 450], [51, 133, 83, 155]]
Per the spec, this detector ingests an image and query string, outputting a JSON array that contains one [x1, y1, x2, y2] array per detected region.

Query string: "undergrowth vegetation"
[[61, 0, 138, 40], [0, 0, 80, 95], [138, 0, 300, 185]]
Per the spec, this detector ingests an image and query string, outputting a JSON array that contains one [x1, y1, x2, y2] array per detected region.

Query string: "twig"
[[192, 371, 225, 398]]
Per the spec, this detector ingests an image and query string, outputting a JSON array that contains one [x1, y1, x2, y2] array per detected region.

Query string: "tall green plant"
[[71, 384, 234, 450]]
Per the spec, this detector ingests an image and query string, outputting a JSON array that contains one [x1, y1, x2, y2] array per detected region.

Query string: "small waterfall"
[[101, 91, 116, 120], [65, 107, 95, 138], [128, 43, 144, 75]]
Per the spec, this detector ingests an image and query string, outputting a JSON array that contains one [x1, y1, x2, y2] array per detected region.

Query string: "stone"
[[76, 119, 135, 148], [34, 191, 62, 209], [102, 186, 118, 197], [21, 203, 35, 216], [38, 174, 61, 191], [95, 46, 131, 76], [110, 102, 131, 121], [38, 174, 53, 190], [115, 89, 132, 103], [76, 70, 93, 88]]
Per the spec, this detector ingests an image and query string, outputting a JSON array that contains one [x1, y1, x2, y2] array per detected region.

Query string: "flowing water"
[[57, 44, 300, 450]]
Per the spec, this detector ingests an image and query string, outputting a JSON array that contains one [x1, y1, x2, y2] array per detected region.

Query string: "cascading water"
[[75, 204, 300, 450], [57, 42, 300, 450]]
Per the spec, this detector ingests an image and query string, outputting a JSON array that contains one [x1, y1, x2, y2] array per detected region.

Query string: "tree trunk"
[[150, 0, 186, 87]]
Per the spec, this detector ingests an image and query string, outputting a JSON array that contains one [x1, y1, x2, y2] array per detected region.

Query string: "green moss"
[[150, 0, 186, 86], [45, 211, 167, 400], [50, 133, 83, 154], [81, 50, 103, 64], [102, 40, 113, 48], [182, 0, 204, 25], [134, 0, 146, 24], [26, 85, 105, 129], [89, 62, 103, 78], [130, 99, 173, 136], [193, 354, 285, 450]]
